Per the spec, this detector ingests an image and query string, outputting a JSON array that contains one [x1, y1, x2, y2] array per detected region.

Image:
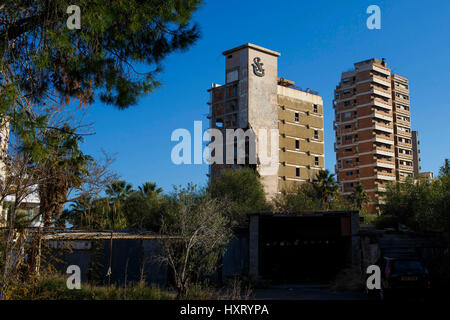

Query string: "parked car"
[[368, 257, 431, 300]]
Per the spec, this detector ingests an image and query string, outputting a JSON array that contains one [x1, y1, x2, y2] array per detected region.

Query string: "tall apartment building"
[[208, 43, 324, 199], [411, 131, 421, 178], [333, 58, 418, 211], [392, 74, 415, 181]]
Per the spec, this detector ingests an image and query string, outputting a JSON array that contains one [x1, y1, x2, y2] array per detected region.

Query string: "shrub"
[[8, 275, 174, 300]]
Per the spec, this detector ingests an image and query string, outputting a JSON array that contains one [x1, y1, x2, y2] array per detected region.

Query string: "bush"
[[8, 275, 174, 300]]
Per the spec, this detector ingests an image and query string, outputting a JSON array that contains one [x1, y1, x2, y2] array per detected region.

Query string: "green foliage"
[[1, 0, 202, 109], [208, 168, 269, 226], [160, 184, 232, 298], [377, 161, 450, 232], [273, 183, 321, 212], [348, 184, 370, 210], [439, 158, 450, 177], [123, 184, 166, 231], [358, 207, 377, 225], [7, 275, 174, 300], [61, 180, 166, 231], [273, 169, 350, 212], [311, 169, 340, 210]]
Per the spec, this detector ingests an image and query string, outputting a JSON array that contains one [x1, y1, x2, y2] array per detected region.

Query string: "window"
[[344, 111, 352, 118], [296, 167, 300, 177], [344, 101, 350, 106], [345, 124, 352, 129], [345, 147, 352, 152], [346, 171, 353, 176], [313, 104, 318, 113], [295, 139, 299, 149], [345, 135, 352, 141], [315, 157, 319, 166], [295, 112, 299, 122], [314, 130, 319, 139], [345, 159, 352, 164]]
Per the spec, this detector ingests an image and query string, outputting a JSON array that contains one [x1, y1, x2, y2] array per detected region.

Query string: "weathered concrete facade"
[[333, 59, 419, 212], [208, 44, 324, 198]]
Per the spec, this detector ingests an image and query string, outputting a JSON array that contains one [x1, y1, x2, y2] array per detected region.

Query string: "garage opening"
[[255, 212, 356, 283]]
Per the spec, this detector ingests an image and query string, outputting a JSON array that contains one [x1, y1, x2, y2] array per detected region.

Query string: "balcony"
[[375, 173, 396, 181], [374, 123, 393, 134], [374, 135, 394, 145], [375, 160, 395, 169], [371, 75, 391, 87], [373, 145, 395, 157], [372, 88, 392, 99], [372, 65, 391, 76], [373, 98, 392, 110], [373, 111, 392, 122]]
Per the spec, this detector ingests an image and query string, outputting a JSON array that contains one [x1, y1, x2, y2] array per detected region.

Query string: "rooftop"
[[222, 43, 281, 57]]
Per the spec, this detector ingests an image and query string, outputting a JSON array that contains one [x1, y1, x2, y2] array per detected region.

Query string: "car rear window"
[[391, 260, 423, 273]]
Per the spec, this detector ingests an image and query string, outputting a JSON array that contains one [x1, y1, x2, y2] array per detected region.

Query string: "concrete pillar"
[[350, 211, 362, 269]]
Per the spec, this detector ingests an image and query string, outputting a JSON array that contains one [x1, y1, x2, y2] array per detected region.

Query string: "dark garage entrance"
[[249, 212, 360, 283]]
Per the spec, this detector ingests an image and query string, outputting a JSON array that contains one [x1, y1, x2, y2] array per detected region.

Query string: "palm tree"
[[106, 180, 133, 228], [348, 184, 369, 210], [35, 125, 92, 227], [311, 169, 339, 210], [138, 182, 162, 197]]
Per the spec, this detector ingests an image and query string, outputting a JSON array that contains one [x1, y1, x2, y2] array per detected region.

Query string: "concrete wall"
[[48, 239, 167, 286]]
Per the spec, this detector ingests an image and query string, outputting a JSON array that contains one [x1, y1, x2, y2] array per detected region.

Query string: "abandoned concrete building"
[[207, 43, 324, 199]]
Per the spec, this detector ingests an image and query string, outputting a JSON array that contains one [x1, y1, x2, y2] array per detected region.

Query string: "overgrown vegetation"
[[6, 275, 175, 300], [376, 159, 450, 233]]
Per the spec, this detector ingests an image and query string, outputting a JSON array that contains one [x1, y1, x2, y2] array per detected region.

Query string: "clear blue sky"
[[81, 0, 450, 193]]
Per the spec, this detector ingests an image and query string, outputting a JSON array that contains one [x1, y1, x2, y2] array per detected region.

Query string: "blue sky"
[[81, 0, 450, 193]]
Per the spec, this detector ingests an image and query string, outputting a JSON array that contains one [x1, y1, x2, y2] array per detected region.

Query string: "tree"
[[1, 0, 202, 109], [377, 170, 450, 233], [138, 182, 162, 197], [159, 184, 232, 298], [273, 183, 321, 213], [123, 182, 165, 231], [208, 168, 269, 226], [348, 184, 370, 210], [105, 180, 133, 229], [311, 169, 339, 210], [32, 125, 92, 226], [439, 158, 450, 177]]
